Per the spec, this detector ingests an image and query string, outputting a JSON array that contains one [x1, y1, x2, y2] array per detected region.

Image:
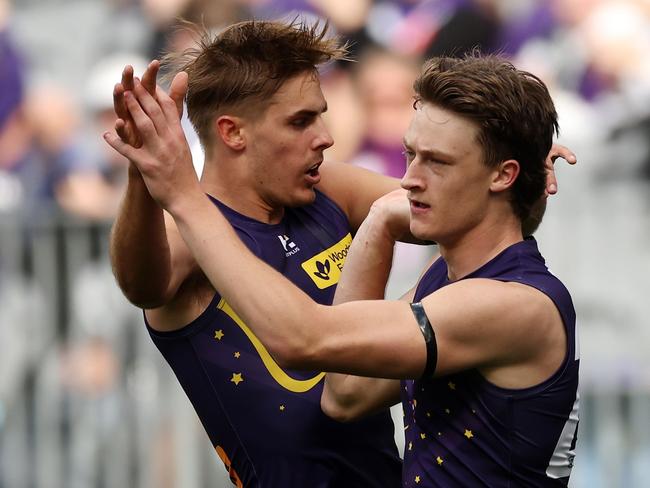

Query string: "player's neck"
[[440, 213, 523, 282], [199, 157, 285, 224]]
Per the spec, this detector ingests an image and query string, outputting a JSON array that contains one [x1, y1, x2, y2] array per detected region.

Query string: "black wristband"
[[410, 302, 437, 379]]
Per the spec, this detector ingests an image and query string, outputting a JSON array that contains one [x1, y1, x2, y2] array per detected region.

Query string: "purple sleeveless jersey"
[[403, 238, 579, 487], [148, 190, 401, 487]]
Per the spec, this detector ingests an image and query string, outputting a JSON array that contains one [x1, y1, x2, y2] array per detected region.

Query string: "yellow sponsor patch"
[[300, 233, 352, 289]]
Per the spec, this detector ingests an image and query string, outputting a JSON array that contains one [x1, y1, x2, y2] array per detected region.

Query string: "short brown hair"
[[163, 20, 347, 154], [413, 54, 559, 225]]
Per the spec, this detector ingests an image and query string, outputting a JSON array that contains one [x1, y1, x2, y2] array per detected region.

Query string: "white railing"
[[0, 211, 649, 488]]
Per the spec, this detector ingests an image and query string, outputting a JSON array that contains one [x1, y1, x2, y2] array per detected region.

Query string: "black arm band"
[[410, 302, 437, 379]]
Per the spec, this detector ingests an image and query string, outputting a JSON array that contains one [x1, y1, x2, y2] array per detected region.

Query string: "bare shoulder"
[[429, 278, 561, 337], [421, 278, 565, 378]]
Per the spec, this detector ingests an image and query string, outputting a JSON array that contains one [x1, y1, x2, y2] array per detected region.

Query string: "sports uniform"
[[148, 190, 401, 487], [403, 238, 579, 487]]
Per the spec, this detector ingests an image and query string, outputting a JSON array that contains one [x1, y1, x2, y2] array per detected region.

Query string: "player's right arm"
[[109, 62, 191, 309], [110, 170, 190, 308]]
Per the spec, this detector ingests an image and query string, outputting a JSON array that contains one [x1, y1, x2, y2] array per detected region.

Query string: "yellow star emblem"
[[234, 351, 240, 358], [448, 381, 456, 390], [464, 429, 474, 439], [279, 405, 285, 411], [436, 456, 444, 465], [230, 373, 243, 385], [214, 329, 224, 340], [420, 433, 426, 440], [415, 475, 421, 484]]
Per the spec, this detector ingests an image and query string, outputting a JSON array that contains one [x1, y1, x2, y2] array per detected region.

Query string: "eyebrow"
[[402, 139, 455, 162], [289, 103, 328, 119]]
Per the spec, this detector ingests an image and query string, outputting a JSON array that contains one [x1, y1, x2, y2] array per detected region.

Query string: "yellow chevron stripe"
[[217, 298, 325, 392]]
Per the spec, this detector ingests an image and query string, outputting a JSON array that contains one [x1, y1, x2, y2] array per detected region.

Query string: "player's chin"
[[410, 221, 436, 243], [286, 187, 317, 208]]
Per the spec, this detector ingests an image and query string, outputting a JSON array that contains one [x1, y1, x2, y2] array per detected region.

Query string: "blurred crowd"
[[1, 0, 650, 486], [2, 0, 650, 220]]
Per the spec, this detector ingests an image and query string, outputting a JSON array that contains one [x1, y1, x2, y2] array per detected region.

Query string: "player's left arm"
[[322, 189, 411, 421]]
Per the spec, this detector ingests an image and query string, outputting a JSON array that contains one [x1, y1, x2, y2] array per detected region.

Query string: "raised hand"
[[113, 60, 186, 148], [104, 72, 198, 211]]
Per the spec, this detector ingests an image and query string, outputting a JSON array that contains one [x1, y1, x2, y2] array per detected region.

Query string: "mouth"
[[409, 198, 430, 213], [304, 161, 322, 183]]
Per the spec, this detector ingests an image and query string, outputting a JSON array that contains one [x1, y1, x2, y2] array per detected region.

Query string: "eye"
[[290, 116, 314, 128], [402, 149, 415, 164], [430, 158, 448, 166]]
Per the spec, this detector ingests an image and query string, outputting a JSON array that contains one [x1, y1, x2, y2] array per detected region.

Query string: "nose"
[[400, 159, 424, 192], [313, 118, 334, 151]]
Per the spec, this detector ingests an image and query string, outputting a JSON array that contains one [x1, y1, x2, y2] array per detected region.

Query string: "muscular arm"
[[110, 168, 197, 308], [109, 62, 190, 308], [322, 192, 409, 421]]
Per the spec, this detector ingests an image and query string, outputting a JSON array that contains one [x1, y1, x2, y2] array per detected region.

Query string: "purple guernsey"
[[147, 190, 401, 487], [403, 238, 579, 487]]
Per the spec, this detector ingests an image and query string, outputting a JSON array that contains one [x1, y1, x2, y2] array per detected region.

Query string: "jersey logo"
[[301, 233, 352, 289], [278, 234, 300, 257], [217, 298, 325, 392]]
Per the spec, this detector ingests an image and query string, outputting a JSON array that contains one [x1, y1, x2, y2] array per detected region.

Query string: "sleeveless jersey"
[[148, 190, 401, 488], [402, 238, 579, 487]]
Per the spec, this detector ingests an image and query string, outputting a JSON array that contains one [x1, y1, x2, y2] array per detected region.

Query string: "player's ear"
[[215, 115, 245, 150], [490, 159, 519, 193]]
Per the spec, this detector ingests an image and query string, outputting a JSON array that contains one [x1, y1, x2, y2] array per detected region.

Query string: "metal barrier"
[[0, 212, 648, 488]]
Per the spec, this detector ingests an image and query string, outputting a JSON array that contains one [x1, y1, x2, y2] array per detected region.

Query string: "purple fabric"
[[147, 190, 402, 487], [0, 30, 24, 131], [404, 238, 579, 487]]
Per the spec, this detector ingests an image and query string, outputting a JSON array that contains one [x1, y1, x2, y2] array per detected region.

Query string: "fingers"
[[115, 118, 128, 142], [545, 143, 577, 195], [121, 64, 135, 92], [549, 143, 577, 165], [169, 71, 188, 120], [113, 82, 128, 121], [155, 84, 185, 129], [141, 60, 160, 97], [545, 170, 558, 195], [123, 89, 159, 141], [103, 130, 138, 161], [131, 80, 170, 137]]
